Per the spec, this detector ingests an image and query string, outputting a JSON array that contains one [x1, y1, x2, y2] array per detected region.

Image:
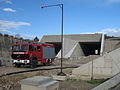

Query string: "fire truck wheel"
[[44, 59, 51, 66], [30, 58, 37, 68], [15, 64, 21, 68]]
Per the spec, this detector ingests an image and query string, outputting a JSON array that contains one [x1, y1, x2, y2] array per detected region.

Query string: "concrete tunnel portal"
[[79, 42, 101, 56], [47, 41, 101, 57], [41, 34, 103, 57]]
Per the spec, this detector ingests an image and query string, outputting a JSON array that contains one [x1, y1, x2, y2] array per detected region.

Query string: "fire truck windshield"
[[12, 44, 28, 52]]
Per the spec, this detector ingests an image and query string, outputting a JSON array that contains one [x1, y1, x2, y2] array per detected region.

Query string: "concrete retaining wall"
[[0, 33, 30, 66], [104, 39, 120, 53], [72, 47, 120, 79]]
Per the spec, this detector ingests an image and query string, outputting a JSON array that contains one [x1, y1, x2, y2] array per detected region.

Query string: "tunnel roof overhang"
[[40, 33, 102, 43]]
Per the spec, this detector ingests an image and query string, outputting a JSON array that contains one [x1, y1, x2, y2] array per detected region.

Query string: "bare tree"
[[34, 36, 39, 42]]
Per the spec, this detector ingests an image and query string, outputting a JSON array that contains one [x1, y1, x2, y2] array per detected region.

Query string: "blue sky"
[[0, 0, 120, 39]]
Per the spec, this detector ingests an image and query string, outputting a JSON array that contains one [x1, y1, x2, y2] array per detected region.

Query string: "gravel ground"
[[0, 69, 98, 90], [0, 58, 99, 90], [0, 65, 98, 90]]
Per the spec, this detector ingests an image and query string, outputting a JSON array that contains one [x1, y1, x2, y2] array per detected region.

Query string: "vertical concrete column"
[[21, 76, 59, 90], [100, 33, 105, 56]]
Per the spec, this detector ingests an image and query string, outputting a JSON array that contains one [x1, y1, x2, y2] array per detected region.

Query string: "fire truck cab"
[[11, 42, 55, 68]]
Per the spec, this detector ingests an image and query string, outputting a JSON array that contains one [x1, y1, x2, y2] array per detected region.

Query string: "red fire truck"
[[11, 42, 55, 68]]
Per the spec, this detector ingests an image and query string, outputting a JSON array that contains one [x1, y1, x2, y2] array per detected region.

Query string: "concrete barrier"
[[21, 76, 59, 90]]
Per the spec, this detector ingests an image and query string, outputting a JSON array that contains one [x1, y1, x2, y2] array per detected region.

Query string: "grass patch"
[[66, 77, 77, 81], [87, 79, 106, 84]]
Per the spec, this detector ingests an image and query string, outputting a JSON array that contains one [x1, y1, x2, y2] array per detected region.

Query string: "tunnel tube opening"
[[79, 42, 101, 56], [46, 42, 62, 55]]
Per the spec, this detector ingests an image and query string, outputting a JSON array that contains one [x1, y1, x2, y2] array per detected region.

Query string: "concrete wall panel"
[[72, 47, 120, 79], [63, 38, 77, 56], [70, 43, 84, 58]]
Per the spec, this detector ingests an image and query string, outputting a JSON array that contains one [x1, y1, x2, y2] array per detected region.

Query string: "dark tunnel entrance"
[[46, 42, 62, 55], [79, 42, 101, 56]]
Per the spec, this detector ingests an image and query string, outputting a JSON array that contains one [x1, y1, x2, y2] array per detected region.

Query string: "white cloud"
[[102, 28, 120, 36], [0, 29, 17, 35], [21, 34, 36, 38], [1, 29, 35, 38], [0, 20, 34, 38], [0, 20, 31, 30], [0, 0, 12, 4], [81, 28, 120, 37], [2, 8, 16, 12]]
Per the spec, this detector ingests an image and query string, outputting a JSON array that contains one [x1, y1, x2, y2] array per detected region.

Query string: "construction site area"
[[0, 33, 120, 90]]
